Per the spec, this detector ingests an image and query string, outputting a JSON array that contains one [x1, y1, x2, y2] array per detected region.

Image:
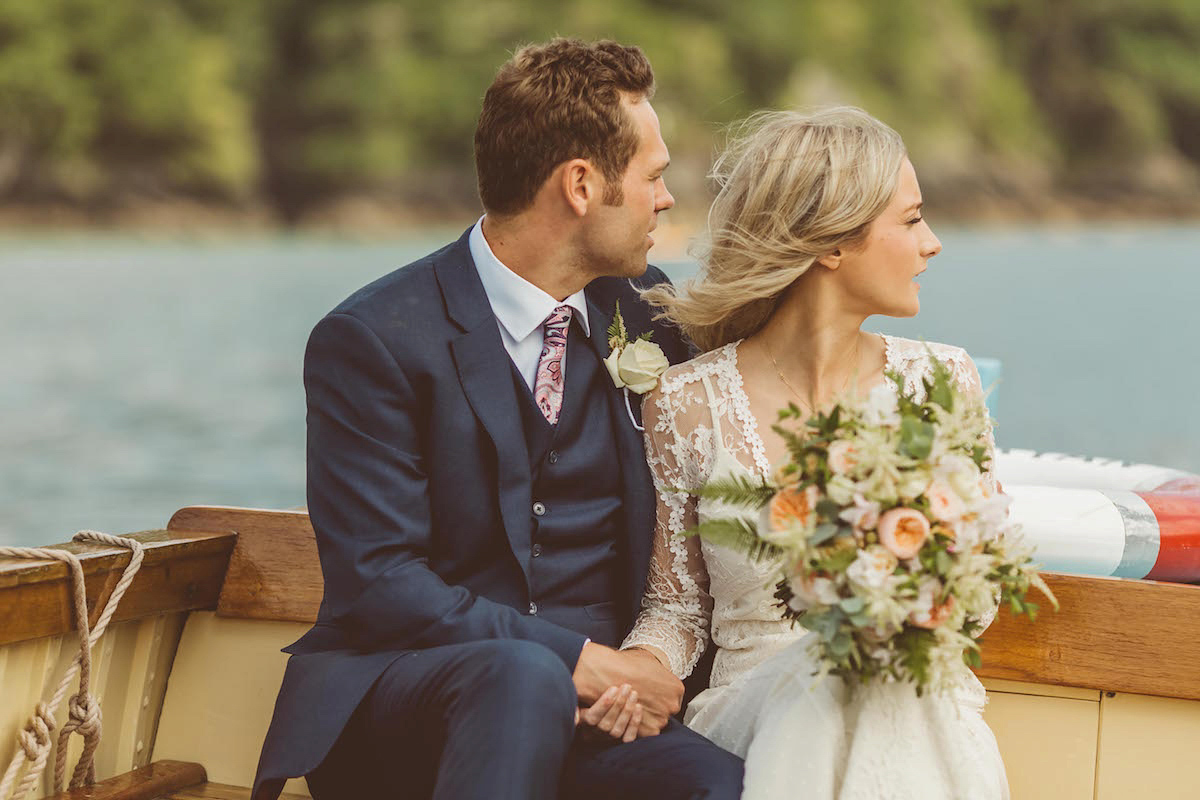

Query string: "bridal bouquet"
[[691, 356, 1055, 693]]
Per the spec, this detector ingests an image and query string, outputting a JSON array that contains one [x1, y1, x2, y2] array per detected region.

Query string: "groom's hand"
[[573, 642, 683, 735]]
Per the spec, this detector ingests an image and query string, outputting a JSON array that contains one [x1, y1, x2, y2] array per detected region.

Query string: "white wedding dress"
[[621, 335, 1009, 800]]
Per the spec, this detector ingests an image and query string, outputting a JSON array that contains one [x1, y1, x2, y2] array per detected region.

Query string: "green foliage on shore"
[[0, 0, 1197, 221]]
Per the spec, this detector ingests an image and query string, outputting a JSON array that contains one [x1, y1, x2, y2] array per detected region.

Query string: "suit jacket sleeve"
[[303, 311, 587, 669]]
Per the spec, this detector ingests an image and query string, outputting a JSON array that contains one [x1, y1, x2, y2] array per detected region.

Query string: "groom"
[[251, 38, 743, 799]]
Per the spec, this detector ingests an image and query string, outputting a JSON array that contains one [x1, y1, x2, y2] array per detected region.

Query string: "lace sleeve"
[[620, 378, 715, 680], [950, 351, 1003, 632], [952, 350, 999, 493], [889, 338, 998, 490]]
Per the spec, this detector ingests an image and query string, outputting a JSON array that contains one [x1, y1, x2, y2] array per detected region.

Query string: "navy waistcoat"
[[511, 320, 624, 647]]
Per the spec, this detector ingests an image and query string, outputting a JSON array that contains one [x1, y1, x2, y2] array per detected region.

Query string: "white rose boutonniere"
[[606, 300, 668, 430]]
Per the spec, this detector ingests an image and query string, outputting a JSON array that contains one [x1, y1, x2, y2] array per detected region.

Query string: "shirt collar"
[[468, 217, 591, 342]]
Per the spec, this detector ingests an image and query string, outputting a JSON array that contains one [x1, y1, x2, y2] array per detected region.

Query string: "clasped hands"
[[572, 642, 682, 743]]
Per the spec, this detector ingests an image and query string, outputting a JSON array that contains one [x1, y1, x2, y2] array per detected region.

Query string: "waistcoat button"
[[532, 501, 546, 516], [529, 601, 538, 615]]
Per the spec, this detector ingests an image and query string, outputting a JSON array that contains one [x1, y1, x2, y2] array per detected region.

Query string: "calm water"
[[3, 225, 1198, 546]]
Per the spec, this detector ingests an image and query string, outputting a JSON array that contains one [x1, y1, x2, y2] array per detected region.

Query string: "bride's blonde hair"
[[643, 106, 907, 352]]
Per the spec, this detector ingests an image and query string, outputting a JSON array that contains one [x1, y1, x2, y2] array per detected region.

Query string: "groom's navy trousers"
[[251, 228, 743, 799]]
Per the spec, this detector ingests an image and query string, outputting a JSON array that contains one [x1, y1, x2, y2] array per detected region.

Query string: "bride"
[[621, 107, 1010, 799]]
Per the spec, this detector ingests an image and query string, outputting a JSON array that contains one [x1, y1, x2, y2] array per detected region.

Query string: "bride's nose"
[[921, 225, 942, 258]]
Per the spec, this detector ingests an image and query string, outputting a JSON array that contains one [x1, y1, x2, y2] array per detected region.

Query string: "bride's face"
[[834, 159, 942, 318]]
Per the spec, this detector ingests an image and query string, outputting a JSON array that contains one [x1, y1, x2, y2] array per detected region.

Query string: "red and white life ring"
[[996, 450, 1200, 582]]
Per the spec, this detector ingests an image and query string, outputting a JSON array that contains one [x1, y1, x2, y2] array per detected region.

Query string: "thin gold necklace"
[[761, 334, 861, 414]]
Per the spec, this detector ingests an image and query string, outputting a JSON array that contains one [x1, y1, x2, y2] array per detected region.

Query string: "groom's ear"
[[560, 158, 597, 218]]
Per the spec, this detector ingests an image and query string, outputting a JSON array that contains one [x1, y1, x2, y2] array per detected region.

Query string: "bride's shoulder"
[[656, 341, 740, 395], [879, 334, 980, 390]]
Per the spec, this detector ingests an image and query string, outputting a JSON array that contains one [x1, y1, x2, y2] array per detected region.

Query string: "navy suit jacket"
[[252, 228, 691, 798]]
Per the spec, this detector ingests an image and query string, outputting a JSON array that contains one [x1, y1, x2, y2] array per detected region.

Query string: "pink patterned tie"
[[533, 305, 572, 425]]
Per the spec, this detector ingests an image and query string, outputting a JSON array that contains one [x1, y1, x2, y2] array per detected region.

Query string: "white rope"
[[0, 531, 145, 800]]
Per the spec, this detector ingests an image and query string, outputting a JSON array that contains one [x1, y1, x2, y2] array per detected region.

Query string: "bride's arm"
[[621, 381, 715, 681], [955, 352, 999, 492], [956, 352, 1003, 632]]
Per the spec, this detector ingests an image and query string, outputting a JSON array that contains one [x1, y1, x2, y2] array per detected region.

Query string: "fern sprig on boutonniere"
[[604, 300, 667, 395]]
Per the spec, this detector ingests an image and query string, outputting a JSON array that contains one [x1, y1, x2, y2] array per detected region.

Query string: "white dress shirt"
[[468, 217, 591, 390]]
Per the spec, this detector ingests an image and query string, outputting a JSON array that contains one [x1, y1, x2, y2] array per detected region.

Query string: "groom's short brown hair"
[[474, 38, 655, 215]]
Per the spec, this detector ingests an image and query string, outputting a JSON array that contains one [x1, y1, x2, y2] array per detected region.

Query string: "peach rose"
[[827, 440, 860, 475], [910, 594, 956, 630], [876, 507, 930, 559], [925, 479, 965, 522], [768, 485, 818, 532]]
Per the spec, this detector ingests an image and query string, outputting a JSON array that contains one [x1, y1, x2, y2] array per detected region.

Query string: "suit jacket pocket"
[[584, 601, 617, 621]]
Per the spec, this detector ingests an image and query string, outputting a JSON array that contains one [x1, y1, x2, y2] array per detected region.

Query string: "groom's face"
[[582, 97, 674, 278]]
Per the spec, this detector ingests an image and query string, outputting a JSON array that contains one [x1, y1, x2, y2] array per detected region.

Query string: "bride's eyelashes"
[[906, 216, 923, 226]]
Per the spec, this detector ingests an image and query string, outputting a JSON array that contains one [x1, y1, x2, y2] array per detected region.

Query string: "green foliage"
[[607, 299, 629, 347], [899, 417, 936, 460], [692, 475, 777, 508], [688, 516, 783, 562], [1, 0, 1198, 217]]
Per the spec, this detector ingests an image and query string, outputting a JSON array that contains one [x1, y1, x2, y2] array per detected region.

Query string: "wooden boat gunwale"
[[4, 505, 1200, 800]]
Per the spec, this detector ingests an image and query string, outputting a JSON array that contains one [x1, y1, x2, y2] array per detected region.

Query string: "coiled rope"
[[0, 531, 145, 800]]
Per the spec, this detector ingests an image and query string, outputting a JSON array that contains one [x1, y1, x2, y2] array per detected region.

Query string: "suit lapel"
[[585, 291, 656, 616], [436, 232, 534, 584]]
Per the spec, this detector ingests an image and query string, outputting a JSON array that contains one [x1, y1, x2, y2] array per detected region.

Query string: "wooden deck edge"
[[975, 572, 1200, 702], [0, 530, 236, 647]]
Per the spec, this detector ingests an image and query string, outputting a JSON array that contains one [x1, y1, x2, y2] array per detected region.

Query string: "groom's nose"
[[656, 180, 675, 212]]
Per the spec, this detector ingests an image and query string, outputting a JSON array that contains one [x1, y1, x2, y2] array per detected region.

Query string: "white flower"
[[868, 644, 897, 668], [863, 383, 900, 426], [862, 467, 900, 506], [925, 479, 966, 522], [898, 468, 932, 502], [825, 474, 858, 506], [839, 493, 881, 533], [935, 453, 979, 494], [603, 349, 624, 387], [953, 518, 984, 550], [789, 574, 841, 608], [606, 338, 668, 394], [909, 577, 940, 623], [976, 492, 1013, 528], [846, 545, 898, 590], [864, 590, 909, 633]]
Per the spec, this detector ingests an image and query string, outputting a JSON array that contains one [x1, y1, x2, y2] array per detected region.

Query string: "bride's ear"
[[817, 249, 842, 270]]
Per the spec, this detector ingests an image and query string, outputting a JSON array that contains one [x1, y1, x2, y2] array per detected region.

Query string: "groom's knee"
[[457, 640, 577, 723]]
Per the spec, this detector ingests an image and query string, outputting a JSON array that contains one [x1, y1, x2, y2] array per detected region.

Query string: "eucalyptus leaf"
[[899, 417, 935, 459], [810, 523, 839, 545], [839, 595, 865, 614]]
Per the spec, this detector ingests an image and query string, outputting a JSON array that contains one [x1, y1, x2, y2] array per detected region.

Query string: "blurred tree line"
[[1, 0, 1197, 224]]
